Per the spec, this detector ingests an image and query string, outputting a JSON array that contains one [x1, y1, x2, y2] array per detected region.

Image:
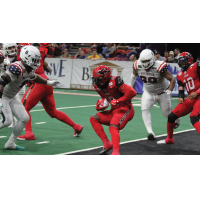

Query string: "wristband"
[[165, 89, 172, 95], [178, 90, 185, 99], [196, 88, 200, 95]]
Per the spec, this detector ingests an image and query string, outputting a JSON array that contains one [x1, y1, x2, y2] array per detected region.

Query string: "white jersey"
[[134, 60, 169, 95], [3, 61, 36, 99]]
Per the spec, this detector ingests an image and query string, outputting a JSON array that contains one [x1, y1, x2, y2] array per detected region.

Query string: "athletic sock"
[[142, 109, 154, 133], [54, 110, 76, 129], [167, 122, 175, 139], [109, 126, 120, 153], [25, 111, 33, 133], [90, 117, 110, 147], [193, 122, 200, 135]]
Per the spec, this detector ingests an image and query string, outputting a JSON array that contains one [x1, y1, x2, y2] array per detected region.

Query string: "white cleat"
[[8, 123, 14, 128], [157, 140, 166, 144]]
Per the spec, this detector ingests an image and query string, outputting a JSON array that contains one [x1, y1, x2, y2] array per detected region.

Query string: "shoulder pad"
[[8, 64, 22, 75], [157, 61, 167, 72], [115, 76, 124, 88]]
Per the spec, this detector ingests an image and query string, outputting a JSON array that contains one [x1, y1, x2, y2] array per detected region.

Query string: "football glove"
[[110, 99, 119, 107], [96, 98, 109, 111], [47, 80, 62, 87]]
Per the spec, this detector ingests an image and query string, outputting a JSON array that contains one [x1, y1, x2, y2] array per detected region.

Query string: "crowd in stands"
[[0, 43, 181, 63]]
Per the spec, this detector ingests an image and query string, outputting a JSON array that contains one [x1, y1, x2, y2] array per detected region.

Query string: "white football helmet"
[[20, 45, 41, 70], [139, 49, 155, 69], [3, 43, 17, 56]]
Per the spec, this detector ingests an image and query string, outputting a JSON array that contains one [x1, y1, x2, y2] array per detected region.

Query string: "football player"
[[0, 45, 60, 150], [158, 53, 200, 144], [17, 43, 83, 140], [90, 65, 137, 155], [129, 49, 181, 140]]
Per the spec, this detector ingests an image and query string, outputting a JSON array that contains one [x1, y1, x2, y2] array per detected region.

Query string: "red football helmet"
[[17, 43, 31, 53], [92, 65, 111, 87], [178, 52, 193, 71]]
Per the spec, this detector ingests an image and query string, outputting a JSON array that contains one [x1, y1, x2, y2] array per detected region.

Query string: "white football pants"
[[0, 95, 29, 149], [141, 90, 180, 134]]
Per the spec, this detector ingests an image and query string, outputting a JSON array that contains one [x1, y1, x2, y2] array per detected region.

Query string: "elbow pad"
[[0, 75, 10, 87]]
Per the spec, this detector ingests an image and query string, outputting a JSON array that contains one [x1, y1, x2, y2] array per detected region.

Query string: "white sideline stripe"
[[29, 101, 142, 113], [56, 128, 195, 155], [36, 141, 49, 144], [0, 136, 7, 138], [35, 122, 46, 124]]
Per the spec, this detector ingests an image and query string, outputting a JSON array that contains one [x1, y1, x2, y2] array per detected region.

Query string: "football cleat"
[[174, 123, 180, 129], [147, 133, 156, 140], [73, 124, 83, 137], [99, 141, 113, 155], [157, 138, 174, 144], [17, 133, 36, 140], [110, 150, 120, 155], [5, 146, 25, 150]]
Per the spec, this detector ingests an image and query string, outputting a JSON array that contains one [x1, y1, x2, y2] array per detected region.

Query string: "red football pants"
[[97, 105, 134, 130], [22, 83, 76, 132]]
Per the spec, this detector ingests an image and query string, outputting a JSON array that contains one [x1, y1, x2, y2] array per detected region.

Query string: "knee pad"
[[168, 112, 178, 123], [21, 113, 30, 123], [190, 116, 199, 126]]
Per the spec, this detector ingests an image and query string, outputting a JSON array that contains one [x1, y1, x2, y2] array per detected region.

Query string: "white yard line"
[[56, 128, 195, 155], [0, 136, 7, 138], [35, 122, 46, 124], [36, 141, 50, 144]]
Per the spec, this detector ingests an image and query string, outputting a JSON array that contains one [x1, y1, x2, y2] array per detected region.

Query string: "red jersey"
[[35, 50, 48, 80], [177, 62, 200, 95], [94, 76, 136, 108]]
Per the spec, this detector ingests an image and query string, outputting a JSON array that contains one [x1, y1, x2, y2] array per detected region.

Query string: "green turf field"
[[0, 88, 193, 155]]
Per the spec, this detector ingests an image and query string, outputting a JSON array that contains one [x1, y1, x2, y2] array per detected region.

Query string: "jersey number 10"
[[183, 77, 195, 91]]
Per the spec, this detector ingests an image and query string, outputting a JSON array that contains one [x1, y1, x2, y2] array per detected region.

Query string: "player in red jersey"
[[17, 43, 83, 140], [158, 52, 200, 144], [90, 65, 137, 155]]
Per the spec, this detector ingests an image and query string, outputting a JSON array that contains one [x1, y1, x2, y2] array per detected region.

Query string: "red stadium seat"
[[126, 50, 132, 54], [114, 50, 126, 57], [82, 48, 88, 55], [106, 58, 115, 60]]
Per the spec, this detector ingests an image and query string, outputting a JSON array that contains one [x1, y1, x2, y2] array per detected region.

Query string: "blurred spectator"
[[154, 50, 164, 61], [99, 54, 105, 60], [116, 43, 140, 51], [129, 53, 139, 62], [165, 51, 177, 63], [174, 48, 181, 60], [0, 43, 2, 50], [86, 48, 92, 57], [102, 43, 115, 59], [139, 43, 165, 55], [164, 51, 169, 62], [96, 43, 106, 54], [74, 48, 83, 59], [59, 48, 71, 58], [86, 50, 100, 61], [77, 51, 87, 59]]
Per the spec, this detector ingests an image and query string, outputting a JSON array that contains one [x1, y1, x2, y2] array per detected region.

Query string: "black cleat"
[[174, 123, 180, 129], [99, 147, 112, 155], [147, 133, 156, 140]]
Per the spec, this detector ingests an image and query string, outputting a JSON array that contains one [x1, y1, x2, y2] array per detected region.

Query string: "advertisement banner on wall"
[[45, 58, 73, 88], [70, 60, 133, 90], [44, 58, 186, 97]]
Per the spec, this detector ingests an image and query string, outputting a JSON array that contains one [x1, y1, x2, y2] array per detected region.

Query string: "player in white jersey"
[[3, 43, 26, 127], [0, 45, 60, 150], [129, 49, 181, 140]]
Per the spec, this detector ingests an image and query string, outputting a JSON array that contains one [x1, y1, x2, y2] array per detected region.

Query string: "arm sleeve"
[[129, 73, 137, 87], [177, 80, 184, 87], [117, 84, 137, 102]]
